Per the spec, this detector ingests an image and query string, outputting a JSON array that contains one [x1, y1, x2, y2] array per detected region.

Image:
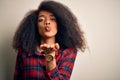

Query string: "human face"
[[37, 10, 57, 39]]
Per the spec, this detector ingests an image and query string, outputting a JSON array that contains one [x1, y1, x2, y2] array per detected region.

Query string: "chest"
[[22, 53, 63, 71]]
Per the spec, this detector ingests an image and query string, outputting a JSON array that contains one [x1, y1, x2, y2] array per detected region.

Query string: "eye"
[[50, 17, 56, 21], [38, 17, 45, 22]]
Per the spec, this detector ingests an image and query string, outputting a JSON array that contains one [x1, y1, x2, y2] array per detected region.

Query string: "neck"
[[40, 37, 55, 45]]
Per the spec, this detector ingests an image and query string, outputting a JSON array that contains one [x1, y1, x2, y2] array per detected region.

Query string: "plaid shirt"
[[14, 48, 77, 80]]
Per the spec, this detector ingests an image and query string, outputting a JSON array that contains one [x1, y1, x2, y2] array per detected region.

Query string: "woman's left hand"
[[38, 43, 60, 54]]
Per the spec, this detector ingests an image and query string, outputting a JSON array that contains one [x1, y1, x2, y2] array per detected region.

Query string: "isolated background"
[[0, 0, 120, 80]]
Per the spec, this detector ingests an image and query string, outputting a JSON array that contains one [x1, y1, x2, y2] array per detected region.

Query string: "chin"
[[40, 32, 57, 38], [43, 34, 56, 38], [46, 36, 55, 38]]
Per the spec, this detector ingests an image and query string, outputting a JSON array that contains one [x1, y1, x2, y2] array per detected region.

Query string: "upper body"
[[14, 48, 77, 80], [13, 1, 86, 80]]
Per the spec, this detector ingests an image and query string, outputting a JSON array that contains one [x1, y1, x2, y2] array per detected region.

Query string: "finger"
[[52, 43, 59, 51], [39, 44, 47, 54], [42, 44, 47, 50], [37, 45, 44, 53], [39, 49, 44, 53], [43, 44, 47, 47], [40, 44, 43, 49], [46, 44, 50, 49], [49, 44, 54, 50], [50, 44, 54, 49], [55, 43, 60, 50]]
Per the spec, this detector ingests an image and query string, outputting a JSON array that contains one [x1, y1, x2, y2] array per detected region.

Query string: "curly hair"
[[13, 0, 86, 53]]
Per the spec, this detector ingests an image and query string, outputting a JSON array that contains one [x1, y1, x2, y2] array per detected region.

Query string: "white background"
[[0, 0, 120, 80]]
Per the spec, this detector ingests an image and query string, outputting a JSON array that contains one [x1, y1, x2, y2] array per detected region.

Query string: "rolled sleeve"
[[45, 48, 77, 80]]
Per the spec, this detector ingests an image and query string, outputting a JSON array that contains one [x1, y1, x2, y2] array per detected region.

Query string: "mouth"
[[45, 26, 51, 32]]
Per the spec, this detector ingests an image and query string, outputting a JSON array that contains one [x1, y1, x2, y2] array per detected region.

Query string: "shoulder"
[[63, 47, 77, 53], [17, 48, 29, 56], [60, 47, 77, 56]]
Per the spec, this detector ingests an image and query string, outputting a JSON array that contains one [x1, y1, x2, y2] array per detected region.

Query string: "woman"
[[13, 0, 86, 80]]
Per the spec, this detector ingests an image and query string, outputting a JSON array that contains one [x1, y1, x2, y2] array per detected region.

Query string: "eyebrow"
[[38, 14, 55, 18]]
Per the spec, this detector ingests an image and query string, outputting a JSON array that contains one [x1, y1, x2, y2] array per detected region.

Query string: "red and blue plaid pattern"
[[14, 48, 77, 80]]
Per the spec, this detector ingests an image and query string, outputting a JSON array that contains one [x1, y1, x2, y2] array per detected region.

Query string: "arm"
[[13, 53, 23, 80], [45, 48, 77, 80]]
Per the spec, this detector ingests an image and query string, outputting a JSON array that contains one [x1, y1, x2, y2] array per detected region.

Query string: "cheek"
[[53, 23, 58, 32], [38, 23, 42, 29], [38, 24, 43, 34], [53, 25, 58, 34], [56, 27, 58, 33]]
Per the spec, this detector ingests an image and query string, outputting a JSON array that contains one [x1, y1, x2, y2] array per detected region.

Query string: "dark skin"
[[37, 10, 59, 70]]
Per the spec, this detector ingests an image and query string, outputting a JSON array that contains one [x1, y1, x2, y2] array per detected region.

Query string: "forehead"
[[38, 10, 54, 17]]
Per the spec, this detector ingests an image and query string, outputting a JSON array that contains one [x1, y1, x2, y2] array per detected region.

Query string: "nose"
[[45, 22, 50, 25], [45, 19, 50, 25]]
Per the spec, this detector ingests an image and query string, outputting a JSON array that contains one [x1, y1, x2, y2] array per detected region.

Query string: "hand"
[[38, 43, 60, 54]]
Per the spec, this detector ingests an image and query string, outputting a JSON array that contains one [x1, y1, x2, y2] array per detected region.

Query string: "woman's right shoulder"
[[17, 48, 26, 56], [17, 48, 33, 56], [17, 48, 22, 54]]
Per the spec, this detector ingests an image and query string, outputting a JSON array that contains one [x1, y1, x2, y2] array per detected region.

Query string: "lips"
[[45, 26, 51, 31]]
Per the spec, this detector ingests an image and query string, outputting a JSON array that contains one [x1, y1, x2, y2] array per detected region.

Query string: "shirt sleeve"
[[45, 48, 77, 80], [13, 53, 24, 80]]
